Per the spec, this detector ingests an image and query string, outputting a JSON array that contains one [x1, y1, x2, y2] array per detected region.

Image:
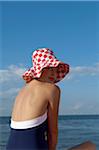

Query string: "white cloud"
[[0, 63, 99, 84], [60, 101, 99, 115], [67, 62, 99, 80], [0, 64, 26, 116], [8, 65, 26, 76], [66, 102, 83, 114], [0, 87, 20, 98], [73, 103, 83, 110], [0, 65, 26, 83]]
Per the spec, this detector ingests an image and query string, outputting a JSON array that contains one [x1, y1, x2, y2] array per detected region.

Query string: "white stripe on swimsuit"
[[10, 111, 47, 129]]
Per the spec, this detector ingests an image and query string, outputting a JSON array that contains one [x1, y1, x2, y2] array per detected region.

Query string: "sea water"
[[0, 115, 99, 150]]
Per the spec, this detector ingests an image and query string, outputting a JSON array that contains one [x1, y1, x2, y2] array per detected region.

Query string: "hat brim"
[[22, 61, 69, 83]]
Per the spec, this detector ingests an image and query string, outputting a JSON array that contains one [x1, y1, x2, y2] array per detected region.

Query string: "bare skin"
[[12, 80, 56, 121], [11, 67, 60, 150], [11, 67, 59, 121], [68, 141, 96, 150]]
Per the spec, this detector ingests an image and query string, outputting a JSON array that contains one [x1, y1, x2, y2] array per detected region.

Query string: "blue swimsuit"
[[6, 112, 48, 150]]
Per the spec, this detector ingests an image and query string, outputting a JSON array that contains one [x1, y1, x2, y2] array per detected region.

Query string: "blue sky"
[[0, 1, 99, 116]]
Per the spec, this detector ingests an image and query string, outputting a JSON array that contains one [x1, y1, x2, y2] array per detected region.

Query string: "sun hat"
[[22, 48, 69, 83]]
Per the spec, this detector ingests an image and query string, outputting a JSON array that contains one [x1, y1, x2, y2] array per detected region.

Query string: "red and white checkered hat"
[[22, 48, 69, 83]]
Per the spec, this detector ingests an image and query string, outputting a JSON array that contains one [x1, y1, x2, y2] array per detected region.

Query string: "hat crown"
[[32, 48, 56, 67]]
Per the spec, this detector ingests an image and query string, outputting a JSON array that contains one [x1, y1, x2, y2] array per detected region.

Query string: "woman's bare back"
[[11, 79, 56, 121]]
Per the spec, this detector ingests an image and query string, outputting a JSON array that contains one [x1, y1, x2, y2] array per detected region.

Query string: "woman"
[[6, 48, 69, 150]]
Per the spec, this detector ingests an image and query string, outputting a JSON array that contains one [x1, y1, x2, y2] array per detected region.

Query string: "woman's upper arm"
[[47, 85, 61, 135]]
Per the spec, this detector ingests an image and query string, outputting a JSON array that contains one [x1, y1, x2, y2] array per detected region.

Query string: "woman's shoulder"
[[44, 83, 61, 95], [24, 80, 61, 95]]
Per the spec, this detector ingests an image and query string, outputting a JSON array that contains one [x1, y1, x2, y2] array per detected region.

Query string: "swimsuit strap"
[[10, 111, 47, 129]]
